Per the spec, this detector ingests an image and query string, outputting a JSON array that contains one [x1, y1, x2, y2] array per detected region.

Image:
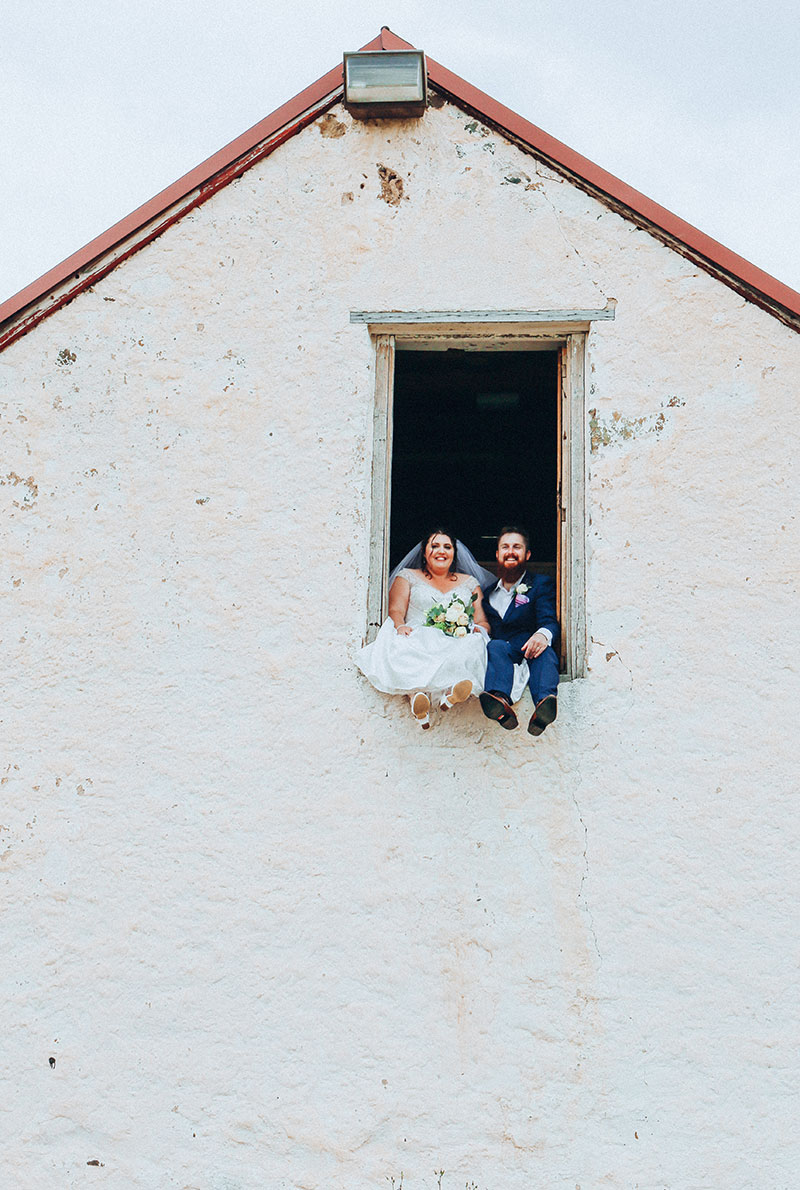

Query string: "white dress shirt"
[[487, 579, 553, 646]]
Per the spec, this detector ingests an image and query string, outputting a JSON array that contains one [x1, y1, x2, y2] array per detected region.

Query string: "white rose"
[[454, 625, 467, 637], [516, 582, 529, 594], [457, 613, 469, 626], [445, 605, 461, 623]]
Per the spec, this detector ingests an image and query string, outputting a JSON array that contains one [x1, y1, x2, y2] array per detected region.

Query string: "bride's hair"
[[421, 527, 459, 579]]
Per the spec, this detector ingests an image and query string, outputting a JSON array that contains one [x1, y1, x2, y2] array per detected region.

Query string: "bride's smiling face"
[[424, 533, 455, 574]]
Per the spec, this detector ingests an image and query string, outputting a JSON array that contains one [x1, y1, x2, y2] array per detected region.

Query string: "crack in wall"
[[461, 118, 605, 300], [569, 735, 603, 966], [528, 165, 606, 302], [571, 781, 602, 964]]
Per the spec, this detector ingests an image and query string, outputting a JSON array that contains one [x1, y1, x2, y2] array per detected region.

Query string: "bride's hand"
[[396, 624, 413, 636]]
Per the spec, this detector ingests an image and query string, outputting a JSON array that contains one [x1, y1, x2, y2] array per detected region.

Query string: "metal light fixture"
[[343, 49, 427, 119]]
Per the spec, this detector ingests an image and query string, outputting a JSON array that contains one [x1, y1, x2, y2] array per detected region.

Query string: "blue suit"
[[482, 571, 560, 705]]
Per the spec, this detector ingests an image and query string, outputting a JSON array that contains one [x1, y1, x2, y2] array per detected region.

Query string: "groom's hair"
[[497, 525, 530, 551]]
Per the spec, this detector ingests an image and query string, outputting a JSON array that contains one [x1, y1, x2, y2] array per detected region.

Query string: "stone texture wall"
[[1, 97, 798, 1188]]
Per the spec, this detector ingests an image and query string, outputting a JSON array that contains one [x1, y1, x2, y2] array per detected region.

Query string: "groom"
[[479, 527, 560, 736]]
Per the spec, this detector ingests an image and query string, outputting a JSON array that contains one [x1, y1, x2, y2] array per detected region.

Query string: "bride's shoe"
[[440, 679, 473, 710], [410, 691, 431, 729]]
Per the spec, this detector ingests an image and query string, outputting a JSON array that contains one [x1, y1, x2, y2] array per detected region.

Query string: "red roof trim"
[[2, 28, 799, 346], [400, 30, 800, 328], [0, 39, 372, 345]]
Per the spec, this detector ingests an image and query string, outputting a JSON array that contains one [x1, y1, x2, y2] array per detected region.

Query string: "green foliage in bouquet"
[[424, 591, 476, 637]]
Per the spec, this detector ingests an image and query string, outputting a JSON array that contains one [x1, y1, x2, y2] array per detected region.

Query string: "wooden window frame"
[[355, 307, 615, 680]]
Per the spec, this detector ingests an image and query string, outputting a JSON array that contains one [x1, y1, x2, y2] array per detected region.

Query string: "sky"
[[2, 0, 799, 305]]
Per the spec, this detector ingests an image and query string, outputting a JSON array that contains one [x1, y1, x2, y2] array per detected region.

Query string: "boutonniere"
[[513, 581, 530, 606]]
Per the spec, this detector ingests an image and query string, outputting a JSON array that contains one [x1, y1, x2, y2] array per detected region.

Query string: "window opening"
[[390, 346, 560, 593], [364, 324, 591, 680]]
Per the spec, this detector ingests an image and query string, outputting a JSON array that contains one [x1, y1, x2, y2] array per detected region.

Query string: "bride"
[[356, 528, 491, 728]]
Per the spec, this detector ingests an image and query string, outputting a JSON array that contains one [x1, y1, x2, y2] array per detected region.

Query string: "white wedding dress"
[[356, 569, 487, 696]]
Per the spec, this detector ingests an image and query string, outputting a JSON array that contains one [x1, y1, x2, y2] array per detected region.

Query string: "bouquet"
[[424, 591, 476, 637]]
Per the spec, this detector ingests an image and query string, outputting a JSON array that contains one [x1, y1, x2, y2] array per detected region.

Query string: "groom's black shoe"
[[479, 690, 518, 731], [527, 694, 557, 737]]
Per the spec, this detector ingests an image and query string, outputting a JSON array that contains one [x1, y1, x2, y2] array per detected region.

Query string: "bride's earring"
[[410, 691, 431, 729]]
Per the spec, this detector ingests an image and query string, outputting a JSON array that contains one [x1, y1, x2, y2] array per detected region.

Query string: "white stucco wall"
[[2, 96, 798, 1189]]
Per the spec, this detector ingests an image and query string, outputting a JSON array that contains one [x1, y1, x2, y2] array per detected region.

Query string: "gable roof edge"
[[404, 35, 800, 333], [2, 28, 798, 349], [0, 49, 357, 352], [431, 89, 800, 333]]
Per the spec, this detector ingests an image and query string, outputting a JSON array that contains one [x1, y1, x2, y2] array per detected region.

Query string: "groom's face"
[[496, 533, 530, 576]]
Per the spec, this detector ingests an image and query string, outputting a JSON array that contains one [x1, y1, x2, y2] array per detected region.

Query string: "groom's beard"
[[498, 562, 525, 584]]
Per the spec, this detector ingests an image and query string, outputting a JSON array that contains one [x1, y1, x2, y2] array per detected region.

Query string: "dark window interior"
[[390, 349, 559, 574]]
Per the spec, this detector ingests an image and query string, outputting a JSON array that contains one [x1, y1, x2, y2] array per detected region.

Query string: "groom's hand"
[[522, 632, 548, 659]]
